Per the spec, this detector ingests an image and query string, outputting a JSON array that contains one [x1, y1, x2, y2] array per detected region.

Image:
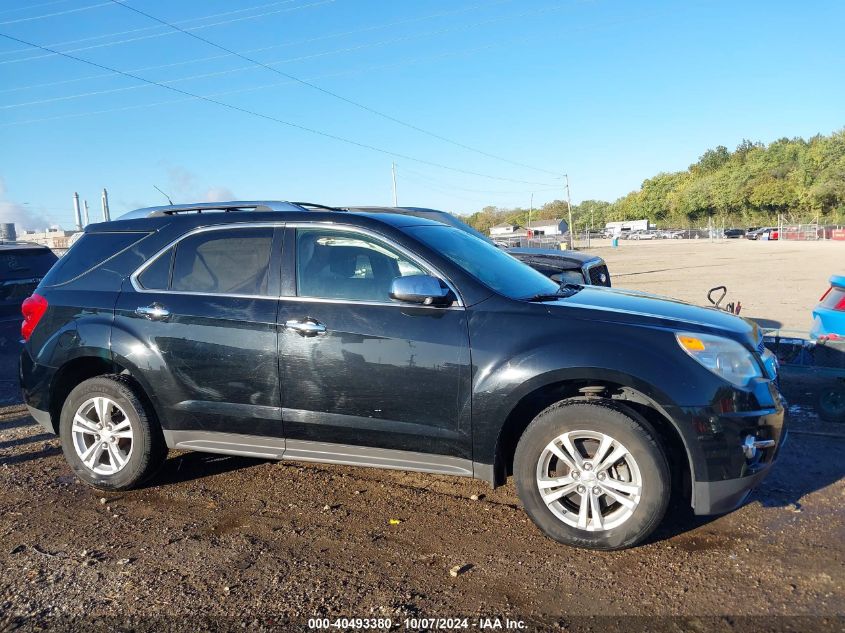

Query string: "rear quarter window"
[[40, 232, 147, 287]]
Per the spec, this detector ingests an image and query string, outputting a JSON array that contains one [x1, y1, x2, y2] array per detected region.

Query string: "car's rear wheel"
[[59, 375, 167, 490], [514, 402, 670, 550], [817, 387, 845, 423]]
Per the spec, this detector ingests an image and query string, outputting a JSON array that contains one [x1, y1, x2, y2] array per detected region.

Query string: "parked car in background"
[[746, 227, 778, 241], [1, 241, 57, 320], [812, 275, 845, 338], [658, 230, 684, 239], [19, 200, 785, 550], [628, 230, 657, 240], [724, 229, 746, 239], [348, 206, 611, 287]]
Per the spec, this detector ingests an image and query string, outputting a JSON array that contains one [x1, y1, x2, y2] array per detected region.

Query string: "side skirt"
[[163, 430, 490, 481]]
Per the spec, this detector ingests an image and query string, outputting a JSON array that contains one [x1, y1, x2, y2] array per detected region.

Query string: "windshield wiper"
[[522, 283, 582, 302]]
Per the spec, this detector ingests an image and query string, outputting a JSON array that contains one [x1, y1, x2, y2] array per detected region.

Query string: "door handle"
[[135, 303, 171, 321], [285, 319, 326, 336]]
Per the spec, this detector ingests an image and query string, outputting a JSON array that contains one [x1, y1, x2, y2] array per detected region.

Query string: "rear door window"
[[170, 228, 274, 296], [137, 247, 173, 290]]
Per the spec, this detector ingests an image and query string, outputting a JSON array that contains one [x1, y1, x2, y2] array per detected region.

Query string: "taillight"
[[21, 293, 48, 341], [835, 296, 845, 312]]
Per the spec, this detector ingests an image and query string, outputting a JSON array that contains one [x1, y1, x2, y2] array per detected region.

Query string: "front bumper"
[[692, 457, 777, 515], [667, 380, 788, 515]]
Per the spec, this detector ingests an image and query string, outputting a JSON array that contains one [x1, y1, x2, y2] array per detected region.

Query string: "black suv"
[[1, 241, 57, 320], [20, 201, 785, 550]]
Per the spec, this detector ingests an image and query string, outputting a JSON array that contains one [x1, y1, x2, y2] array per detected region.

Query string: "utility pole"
[[391, 162, 398, 207], [72, 192, 82, 231], [564, 174, 574, 249], [528, 193, 533, 228], [101, 188, 110, 221]]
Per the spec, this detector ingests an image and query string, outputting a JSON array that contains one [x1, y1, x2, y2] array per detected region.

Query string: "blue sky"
[[0, 0, 843, 230]]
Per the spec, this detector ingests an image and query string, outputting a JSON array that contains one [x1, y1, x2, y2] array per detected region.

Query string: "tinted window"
[[297, 229, 425, 302], [406, 225, 559, 300], [171, 228, 273, 295], [138, 247, 173, 290], [0, 248, 57, 281], [41, 232, 145, 286]]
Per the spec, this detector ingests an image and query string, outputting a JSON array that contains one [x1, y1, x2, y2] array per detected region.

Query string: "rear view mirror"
[[389, 275, 453, 307]]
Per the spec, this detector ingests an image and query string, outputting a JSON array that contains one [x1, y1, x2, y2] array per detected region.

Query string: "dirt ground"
[[0, 239, 843, 632]]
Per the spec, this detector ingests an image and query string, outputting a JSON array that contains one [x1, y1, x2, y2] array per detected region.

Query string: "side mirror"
[[389, 275, 454, 307]]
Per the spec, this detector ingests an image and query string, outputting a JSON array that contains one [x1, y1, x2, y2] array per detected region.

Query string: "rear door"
[[276, 225, 473, 464], [113, 225, 283, 441]]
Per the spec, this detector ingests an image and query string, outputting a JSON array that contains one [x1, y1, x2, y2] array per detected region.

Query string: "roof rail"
[[291, 201, 347, 212], [117, 200, 311, 220]]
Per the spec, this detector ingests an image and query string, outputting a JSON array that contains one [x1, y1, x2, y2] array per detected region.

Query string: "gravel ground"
[[0, 239, 843, 631], [0, 403, 843, 632]]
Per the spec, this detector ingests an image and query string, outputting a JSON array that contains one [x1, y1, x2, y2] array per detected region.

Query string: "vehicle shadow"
[[753, 430, 845, 510], [0, 414, 38, 432], [0, 444, 61, 467], [149, 451, 266, 488], [0, 432, 54, 450]]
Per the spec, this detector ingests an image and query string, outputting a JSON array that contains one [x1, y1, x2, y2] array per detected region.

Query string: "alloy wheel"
[[71, 396, 134, 475], [536, 430, 642, 532]]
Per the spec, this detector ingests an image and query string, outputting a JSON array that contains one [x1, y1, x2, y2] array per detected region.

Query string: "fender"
[[109, 317, 175, 427], [467, 304, 720, 483]]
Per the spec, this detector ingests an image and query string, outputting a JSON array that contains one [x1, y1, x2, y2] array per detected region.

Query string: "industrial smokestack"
[[83, 200, 90, 226], [72, 192, 82, 231], [0, 223, 15, 242], [101, 188, 110, 221]]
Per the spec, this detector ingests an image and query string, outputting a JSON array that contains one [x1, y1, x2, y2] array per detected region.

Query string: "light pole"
[[564, 174, 574, 249]]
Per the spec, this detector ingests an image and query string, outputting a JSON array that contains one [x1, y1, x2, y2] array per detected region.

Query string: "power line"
[[0, 30, 557, 187], [0, 0, 334, 65], [0, 1, 110, 26], [2, 8, 560, 111], [0, 39, 512, 128], [0, 0, 513, 93], [0, 0, 302, 56], [108, 0, 562, 178], [0, 0, 76, 17]]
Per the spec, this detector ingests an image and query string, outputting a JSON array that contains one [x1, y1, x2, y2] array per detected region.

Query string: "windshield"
[[407, 225, 560, 300]]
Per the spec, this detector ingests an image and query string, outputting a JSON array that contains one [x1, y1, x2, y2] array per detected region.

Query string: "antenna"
[[153, 185, 173, 205]]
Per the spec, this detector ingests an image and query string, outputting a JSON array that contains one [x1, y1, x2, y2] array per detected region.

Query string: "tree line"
[[462, 128, 845, 233]]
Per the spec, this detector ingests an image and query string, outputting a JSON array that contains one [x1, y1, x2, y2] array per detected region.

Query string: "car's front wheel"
[[59, 375, 167, 490], [514, 402, 670, 550]]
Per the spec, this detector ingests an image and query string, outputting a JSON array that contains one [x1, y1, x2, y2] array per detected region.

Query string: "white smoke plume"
[[0, 176, 58, 233]]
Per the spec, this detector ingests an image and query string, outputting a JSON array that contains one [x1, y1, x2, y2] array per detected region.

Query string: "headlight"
[[676, 332, 762, 387]]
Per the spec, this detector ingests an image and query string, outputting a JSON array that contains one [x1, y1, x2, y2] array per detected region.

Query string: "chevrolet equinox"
[[19, 201, 786, 550]]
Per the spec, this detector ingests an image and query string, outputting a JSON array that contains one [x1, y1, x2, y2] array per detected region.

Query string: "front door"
[[277, 226, 472, 463], [113, 225, 283, 440]]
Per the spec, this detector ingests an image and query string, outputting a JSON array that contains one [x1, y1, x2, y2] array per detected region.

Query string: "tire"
[[817, 387, 845, 423], [514, 401, 670, 550], [59, 374, 167, 490]]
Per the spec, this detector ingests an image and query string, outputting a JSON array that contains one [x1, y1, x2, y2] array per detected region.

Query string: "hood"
[[509, 247, 599, 267], [548, 285, 759, 343]]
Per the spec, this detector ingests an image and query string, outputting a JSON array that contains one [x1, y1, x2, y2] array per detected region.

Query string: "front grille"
[[586, 264, 611, 287]]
